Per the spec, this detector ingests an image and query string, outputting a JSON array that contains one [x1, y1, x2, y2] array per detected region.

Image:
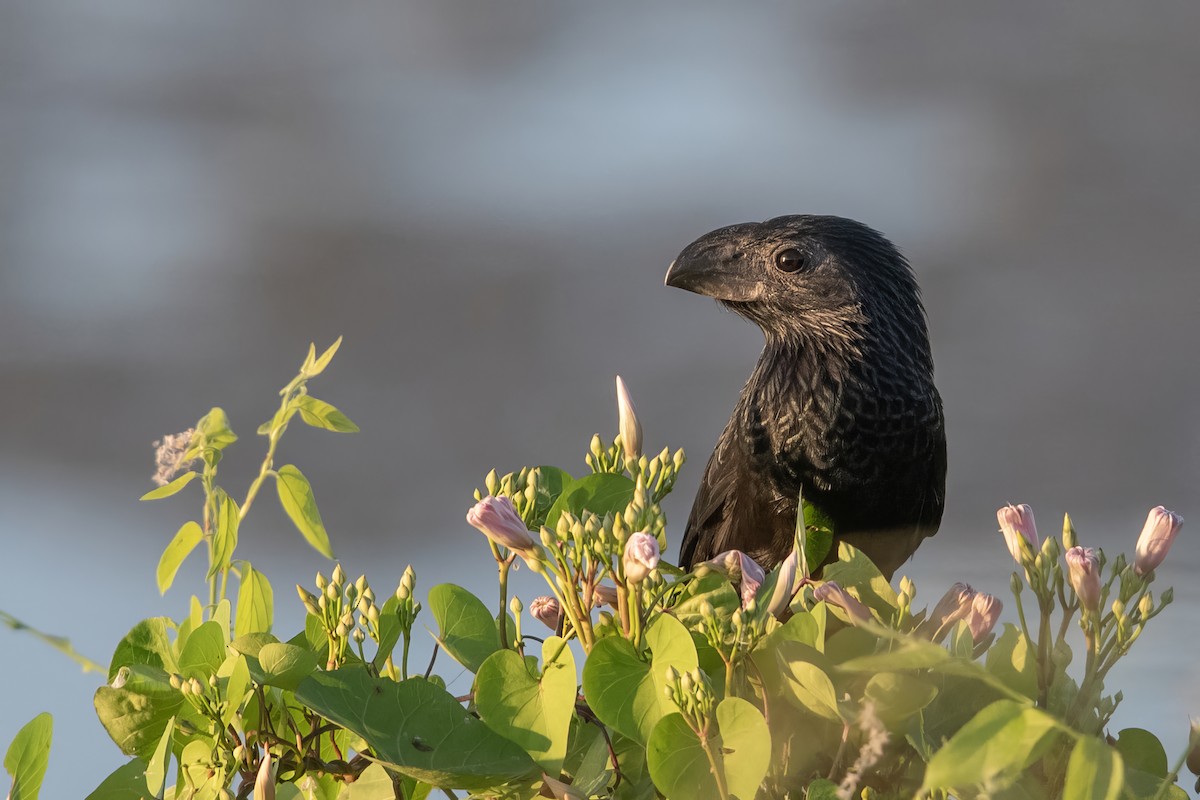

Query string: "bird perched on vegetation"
[[666, 215, 946, 579]]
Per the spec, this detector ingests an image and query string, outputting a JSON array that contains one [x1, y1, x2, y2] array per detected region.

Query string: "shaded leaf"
[[94, 666, 184, 760], [545, 473, 636, 530], [258, 643, 318, 691], [475, 637, 577, 774], [107, 617, 177, 683], [1063, 735, 1123, 800], [296, 668, 539, 790], [178, 621, 225, 679], [208, 489, 239, 579], [144, 716, 174, 797], [921, 700, 1062, 794], [646, 713, 719, 800], [275, 465, 335, 559], [83, 759, 148, 800]]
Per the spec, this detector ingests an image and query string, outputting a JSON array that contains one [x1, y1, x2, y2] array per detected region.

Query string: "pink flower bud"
[[592, 583, 619, 608], [997, 504, 1039, 564], [529, 596, 563, 630], [813, 580, 872, 623], [623, 532, 660, 584], [254, 750, 275, 800], [615, 375, 643, 461], [1064, 546, 1101, 611], [765, 551, 799, 618], [699, 550, 766, 609], [931, 582, 976, 628], [466, 495, 535, 553], [966, 593, 1002, 642], [1133, 505, 1184, 576], [542, 773, 585, 800]]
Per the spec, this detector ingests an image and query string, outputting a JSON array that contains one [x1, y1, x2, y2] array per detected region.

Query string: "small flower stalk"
[[1133, 505, 1183, 576]]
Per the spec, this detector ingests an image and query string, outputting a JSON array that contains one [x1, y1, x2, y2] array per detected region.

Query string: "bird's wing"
[[677, 414, 779, 568]]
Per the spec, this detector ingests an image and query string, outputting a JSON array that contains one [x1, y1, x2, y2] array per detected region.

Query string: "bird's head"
[[665, 215, 928, 353]]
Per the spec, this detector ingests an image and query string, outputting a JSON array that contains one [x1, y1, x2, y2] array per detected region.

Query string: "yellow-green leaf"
[[156, 521, 203, 595], [4, 712, 52, 800], [274, 465, 334, 559], [1064, 736, 1123, 800], [140, 471, 198, 501], [295, 395, 359, 433]]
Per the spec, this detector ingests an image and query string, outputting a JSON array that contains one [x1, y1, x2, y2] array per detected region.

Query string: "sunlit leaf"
[[306, 336, 343, 377], [274, 465, 334, 559], [258, 643, 319, 691], [295, 395, 359, 433], [139, 471, 198, 501], [1063, 735, 1123, 800], [208, 489, 239, 579], [156, 521, 203, 595], [716, 697, 770, 800], [427, 584, 501, 673], [4, 712, 52, 800], [545, 473, 636, 530], [107, 617, 177, 683], [144, 716, 174, 797], [921, 700, 1062, 794], [83, 759, 147, 800], [234, 563, 273, 638]]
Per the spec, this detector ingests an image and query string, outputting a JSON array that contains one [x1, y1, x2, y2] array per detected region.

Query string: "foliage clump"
[[2, 340, 1196, 800]]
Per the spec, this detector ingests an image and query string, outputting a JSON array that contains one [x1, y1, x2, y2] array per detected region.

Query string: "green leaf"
[[805, 778, 841, 800], [716, 697, 770, 800], [229, 632, 280, 658], [864, 673, 938, 728], [144, 716, 174, 797], [257, 642, 319, 691], [530, 465, 572, 527], [800, 499, 835, 576], [4, 712, 52, 800], [83, 759, 148, 800], [836, 636, 949, 673], [339, 763, 398, 799], [178, 621, 225, 679], [372, 596, 403, 670], [1113, 728, 1168, 779], [544, 472, 636, 530], [305, 336, 343, 378], [582, 614, 698, 745], [778, 657, 841, 721], [196, 407, 237, 451], [275, 464, 335, 559], [820, 542, 898, 615], [475, 636, 577, 775], [94, 666, 184, 760], [296, 668, 539, 790], [921, 699, 1062, 794], [985, 624, 1038, 700], [234, 563, 274, 638], [427, 583, 501, 673], [156, 521, 203, 595], [107, 617, 178, 683], [139, 471, 198, 501], [646, 713, 720, 800], [221, 654, 252, 727], [1063, 736, 1123, 800], [294, 395, 359, 433], [208, 489, 240, 579]]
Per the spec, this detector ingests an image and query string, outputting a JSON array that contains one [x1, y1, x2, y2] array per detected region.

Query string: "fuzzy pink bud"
[[623, 532, 660, 584], [699, 549, 767, 609], [592, 584, 619, 608], [997, 504, 1039, 564], [1133, 506, 1183, 576], [931, 582, 976, 628], [466, 495, 535, 553], [966, 593, 1002, 642], [1064, 546, 1101, 611], [529, 596, 563, 630], [813, 580, 872, 623]]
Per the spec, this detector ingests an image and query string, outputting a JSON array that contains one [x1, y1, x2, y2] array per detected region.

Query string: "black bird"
[[666, 215, 946, 579]]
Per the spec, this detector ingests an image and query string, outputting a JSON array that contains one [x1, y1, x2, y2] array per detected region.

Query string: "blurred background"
[[2, 3, 1198, 796]]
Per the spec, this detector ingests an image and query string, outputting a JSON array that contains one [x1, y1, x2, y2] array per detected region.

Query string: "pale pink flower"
[[1133, 506, 1183, 576], [813, 580, 872, 623], [997, 504, 1038, 564], [466, 495, 535, 552], [699, 549, 766, 609], [623, 532, 660, 584], [966, 593, 1002, 642], [529, 596, 563, 630], [592, 584, 619, 608], [1064, 546, 1101, 611]]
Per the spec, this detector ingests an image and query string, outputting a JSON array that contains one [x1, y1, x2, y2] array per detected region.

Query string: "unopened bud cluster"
[[298, 564, 396, 669], [664, 666, 716, 736]]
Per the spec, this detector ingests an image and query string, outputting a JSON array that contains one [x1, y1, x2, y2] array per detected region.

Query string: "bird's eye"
[[774, 248, 808, 273]]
